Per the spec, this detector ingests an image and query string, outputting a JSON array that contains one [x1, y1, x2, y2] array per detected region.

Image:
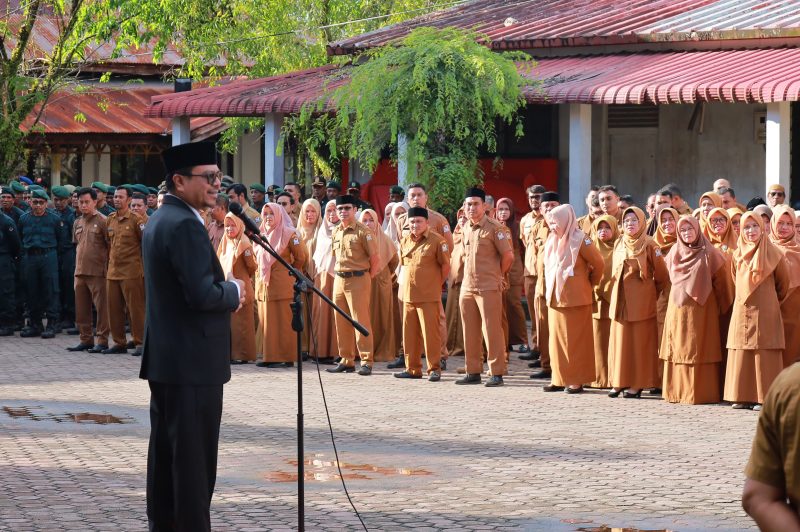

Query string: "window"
[[111, 153, 166, 187]]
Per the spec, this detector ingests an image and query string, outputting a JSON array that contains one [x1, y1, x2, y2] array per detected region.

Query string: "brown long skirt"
[[445, 283, 464, 357], [781, 288, 800, 367], [723, 349, 783, 404], [548, 304, 595, 387], [231, 301, 257, 362], [591, 316, 611, 388], [258, 298, 294, 363], [609, 317, 659, 390], [534, 295, 550, 370], [312, 273, 339, 359], [506, 282, 528, 346], [370, 268, 399, 362], [663, 361, 720, 405]]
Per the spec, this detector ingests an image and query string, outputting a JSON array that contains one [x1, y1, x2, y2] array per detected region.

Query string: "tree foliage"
[[292, 27, 531, 216]]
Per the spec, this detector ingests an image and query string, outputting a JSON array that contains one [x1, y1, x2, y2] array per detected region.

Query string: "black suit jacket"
[[139, 194, 239, 386]]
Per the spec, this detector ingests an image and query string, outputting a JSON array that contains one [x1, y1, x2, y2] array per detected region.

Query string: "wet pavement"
[[0, 333, 758, 530]]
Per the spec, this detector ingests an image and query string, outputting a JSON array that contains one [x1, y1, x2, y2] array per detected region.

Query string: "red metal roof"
[[24, 86, 224, 139], [145, 48, 800, 119], [328, 0, 800, 55]]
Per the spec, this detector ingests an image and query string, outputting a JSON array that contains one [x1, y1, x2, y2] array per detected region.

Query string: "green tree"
[[293, 27, 531, 216]]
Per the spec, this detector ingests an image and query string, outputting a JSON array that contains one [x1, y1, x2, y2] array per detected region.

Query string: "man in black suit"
[[140, 142, 245, 532]]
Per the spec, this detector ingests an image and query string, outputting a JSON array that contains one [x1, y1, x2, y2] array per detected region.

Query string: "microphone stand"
[[240, 224, 369, 532]]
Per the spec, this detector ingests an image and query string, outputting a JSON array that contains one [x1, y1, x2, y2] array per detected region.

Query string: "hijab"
[[382, 202, 396, 231], [257, 202, 297, 285], [652, 205, 679, 254], [544, 204, 585, 303], [665, 216, 726, 307], [613, 206, 651, 280], [769, 205, 800, 290], [298, 198, 322, 242], [359, 208, 396, 273], [591, 214, 619, 303], [753, 204, 773, 222], [705, 207, 738, 254], [385, 201, 409, 248], [312, 200, 338, 275], [495, 197, 520, 244], [732, 211, 783, 301], [217, 212, 252, 276]]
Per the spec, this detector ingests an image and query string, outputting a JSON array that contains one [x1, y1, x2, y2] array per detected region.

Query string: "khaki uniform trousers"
[[333, 274, 373, 367], [534, 294, 551, 370], [403, 301, 442, 376], [524, 276, 538, 349], [75, 275, 109, 346], [445, 283, 464, 358], [459, 290, 507, 376], [107, 277, 145, 348]]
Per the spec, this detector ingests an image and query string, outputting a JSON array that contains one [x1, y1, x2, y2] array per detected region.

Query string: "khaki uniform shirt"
[[461, 215, 512, 293], [399, 229, 450, 303], [106, 209, 145, 280], [533, 219, 551, 296], [745, 362, 800, 512], [244, 204, 262, 225], [332, 221, 378, 272], [520, 211, 541, 277], [397, 208, 453, 249], [73, 212, 108, 277]]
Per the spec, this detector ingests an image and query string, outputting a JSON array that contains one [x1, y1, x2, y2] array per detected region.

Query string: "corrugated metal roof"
[[145, 48, 800, 118], [24, 86, 224, 137], [328, 0, 800, 55]]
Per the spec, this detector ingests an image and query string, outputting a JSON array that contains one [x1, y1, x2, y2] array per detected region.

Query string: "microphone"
[[228, 202, 265, 242]]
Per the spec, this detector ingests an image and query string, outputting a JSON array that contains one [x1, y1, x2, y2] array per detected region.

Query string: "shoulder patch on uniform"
[[442, 225, 451, 233], [245, 249, 251, 256], [442, 243, 449, 252], [292, 237, 300, 245], [497, 231, 506, 240], [254, 217, 262, 224], [585, 238, 592, 245], [139, 224, 145, 230], [655, 248, 662, 257], [366, 234, 373, 241]]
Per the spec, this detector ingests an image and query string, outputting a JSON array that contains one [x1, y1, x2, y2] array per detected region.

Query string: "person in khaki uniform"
[[455, 188, 514, 387], [394, 207, 450, 381], [66, 187, 111, 353], [445, 208, 467, 359], [519, 185, 544, 360], [742, 363, 800, 530], [326, 195, 380, 376], [105, 186, 146, 355]]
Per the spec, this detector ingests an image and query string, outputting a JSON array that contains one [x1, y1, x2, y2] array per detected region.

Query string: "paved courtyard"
[[0, 333, 760, 531]]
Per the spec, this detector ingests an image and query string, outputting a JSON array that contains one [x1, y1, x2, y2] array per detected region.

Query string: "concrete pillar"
[[99, 149, 111, 182], [264, 113, 285, 187], [397, 133, 415, 187], [766, 101, 791, 192], [568, 104, 592, 215], [171, 117, 191, 146], [82, 152, 98, 186], [50, 153, 62, 186]]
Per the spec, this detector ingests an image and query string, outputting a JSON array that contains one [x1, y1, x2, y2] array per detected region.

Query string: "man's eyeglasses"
[[769, 191, 785, 197], [30, 199, 46, 205], [179, 170, 223, 184], [528, 194, 542, 200]]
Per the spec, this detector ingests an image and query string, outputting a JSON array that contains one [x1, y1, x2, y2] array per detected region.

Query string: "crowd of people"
[[2, 169, 799, 411]]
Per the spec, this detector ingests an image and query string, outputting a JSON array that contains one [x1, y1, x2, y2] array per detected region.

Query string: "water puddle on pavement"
[[2, 406, 133, 424], [264, 455, 432, 483]]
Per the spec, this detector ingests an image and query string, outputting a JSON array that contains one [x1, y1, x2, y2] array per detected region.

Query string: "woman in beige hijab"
[[542, 204, 604, 394], [359, 208, 400, 362], [385, 201, 409, 368], [217, 213, 257, 363], [653, 206, 679, 355], [298, 199, 322, 356], [661, 216, 732, 404], [311, 200, 340, 363], [495, 198, 529, 351], [769, 205, 800, 368], [590, 214, 618, 388], [608, 207, 669, 398], [725, 212, 789, 410], [255, 202, 307, 368]]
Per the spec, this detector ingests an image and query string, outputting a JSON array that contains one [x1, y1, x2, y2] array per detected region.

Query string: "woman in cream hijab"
[[217, 213, 257, 363], [768, 205, 800, 368], [359, 208, 400, 362], [311, 200, 340, 363]]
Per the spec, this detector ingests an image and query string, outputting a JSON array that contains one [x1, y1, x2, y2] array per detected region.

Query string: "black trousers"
[[147, 381, 223, 532]]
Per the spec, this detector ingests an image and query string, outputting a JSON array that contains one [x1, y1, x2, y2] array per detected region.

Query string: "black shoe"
[[230, 360, 248, 365], [131, 346, 143, 357], [67, 342, 94, 352], [649, 388, 662, 396], [266, 362, 293, 368], [357, 365, 372, 376], [529, 370, 552, 379], [316, 357, 336, 365], [440, 359, 447, 371], [519, 352, 536, 361], [302, 352, 309, 362], [59, 321, 75, 331], [87, 345, 108, 354], [608, 388, 625, 398], [387, 355, 405, 369], [528, 360, 542, 368], [428, 371, 441, 382], [326, 364, 355, 373], [565, 386, 584, 394], [255, 361, 269, 367], [41, 327, 56, 339], [101, 345, 128, 355], [126, 341, 136, 350], [0, 327, 14, 336], [623, 390, 642, 399], [393, 371, 421, 379], [20, 326, 42, 338], [455, 373, 481, 385], [543, 384, 565, 392], [65, 327, 80, 335], [485, 375, 504, 387]]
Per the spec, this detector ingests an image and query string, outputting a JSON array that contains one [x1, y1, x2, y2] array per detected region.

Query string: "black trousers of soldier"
[[59, 247, 76, 325], [22, 250, 60, 328], [146, 382, 223, 532], [0, 254, 15, 327]]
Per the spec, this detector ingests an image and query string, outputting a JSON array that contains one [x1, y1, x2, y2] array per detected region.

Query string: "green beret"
[[250, 183, 266, 193], [132, 184, 150, 195], [28, 184, 43, 191], [390, 185, 404, 195], [10, 181, 25, 193], [147, 187, 158, 195], [326, 181, 341, 190], [51, 186, 70, 199], [0, 187, 12, 196], [64, 185, 76, 194], [107, 186, 117, 195], [31, 189, 49, 201], [91, 181, 109, 193]]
